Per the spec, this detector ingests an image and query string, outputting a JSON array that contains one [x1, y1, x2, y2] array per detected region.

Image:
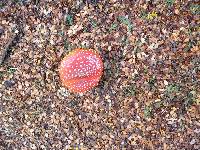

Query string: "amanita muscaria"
[[59, 48, 103, 93]]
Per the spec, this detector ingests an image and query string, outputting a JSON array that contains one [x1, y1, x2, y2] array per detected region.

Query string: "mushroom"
[[59, 48, 103, 93]]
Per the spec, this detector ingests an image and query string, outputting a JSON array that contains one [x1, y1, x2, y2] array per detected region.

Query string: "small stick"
[[0, 33, 17, 65]]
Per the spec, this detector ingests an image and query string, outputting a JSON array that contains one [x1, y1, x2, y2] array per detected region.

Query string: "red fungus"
[[59, 48, 103, 93]]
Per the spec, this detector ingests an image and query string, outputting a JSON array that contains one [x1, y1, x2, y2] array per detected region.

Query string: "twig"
[[0, 13, 25, 65], [0, 33, 17, 65]]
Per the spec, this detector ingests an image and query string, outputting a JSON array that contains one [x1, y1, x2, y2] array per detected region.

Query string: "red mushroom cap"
[[59, 48, 103, 93]]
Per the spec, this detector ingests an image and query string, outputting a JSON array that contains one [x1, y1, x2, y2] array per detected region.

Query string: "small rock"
[[175, 9, 179, 14], [30, 143, 37, 150], [4, 80, 15, 87], [58, 87, 69, 97], [135, 102, 139, 108], [164, 80, 168, 86], [194, 128, 200, 134], [190, 139, 196, 145]]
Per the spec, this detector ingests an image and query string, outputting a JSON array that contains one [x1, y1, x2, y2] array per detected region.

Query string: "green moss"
[[109, 23, 118, 31], [190, 4, 200, 15], [165, 0, 175, 7], [144, 105, 153, 118], [118, 16, 133, 32], [65, 14, 73, 26]]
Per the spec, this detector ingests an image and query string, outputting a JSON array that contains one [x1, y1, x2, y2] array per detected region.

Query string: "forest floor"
[[0, 0, 200, 149]]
